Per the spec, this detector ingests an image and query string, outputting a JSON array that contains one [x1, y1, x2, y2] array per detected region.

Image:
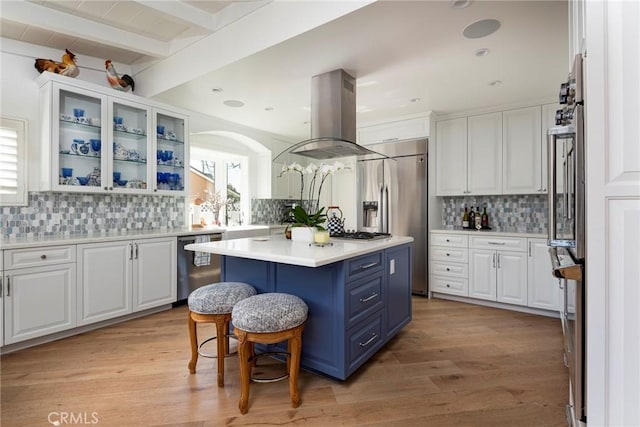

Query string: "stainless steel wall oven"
[[548, 53, 586, 427]]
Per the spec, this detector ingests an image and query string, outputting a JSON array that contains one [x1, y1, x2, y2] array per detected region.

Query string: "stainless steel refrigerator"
[[357, 139, 428, 295]]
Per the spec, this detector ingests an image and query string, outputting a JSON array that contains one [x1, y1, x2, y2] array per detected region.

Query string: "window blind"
[[0, 117, 27, 206]]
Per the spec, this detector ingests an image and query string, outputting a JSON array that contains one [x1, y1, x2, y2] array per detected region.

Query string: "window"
[[0, 117, 28, 206], [190, 151, 248, 226]]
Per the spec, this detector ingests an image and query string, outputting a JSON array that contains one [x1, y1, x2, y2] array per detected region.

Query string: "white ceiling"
[[1, 0, 568, 142]]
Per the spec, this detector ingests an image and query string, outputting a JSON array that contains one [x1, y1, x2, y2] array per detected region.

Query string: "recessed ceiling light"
[[410, 97, 421, 103], [211, 87, 223, 93], [450, 0, 471, 9], [463, 19, 501, 39], [475, 48, 490, 57], [264, 107, 274, 111], [223, 100, 244, 108], [489, 80, 503, 87]]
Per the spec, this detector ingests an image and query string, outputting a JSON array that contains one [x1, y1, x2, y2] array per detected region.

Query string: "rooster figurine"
[[34, 49, 79, 77], [105, 60, 135, 92]]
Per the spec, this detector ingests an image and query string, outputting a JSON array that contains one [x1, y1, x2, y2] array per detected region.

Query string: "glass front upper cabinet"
[[110, 99, 151, 191], [154, 110, 187, 194], [55, 86, 107, 192], [38, 72, 187, 196]]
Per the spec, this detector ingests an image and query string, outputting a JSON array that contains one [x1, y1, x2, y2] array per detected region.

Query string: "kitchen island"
[[185, 235, 413, 380]]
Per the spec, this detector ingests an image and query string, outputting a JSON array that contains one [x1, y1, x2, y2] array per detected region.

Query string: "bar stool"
[[232, 293, 308, 414], [187, 282, 257, 387]]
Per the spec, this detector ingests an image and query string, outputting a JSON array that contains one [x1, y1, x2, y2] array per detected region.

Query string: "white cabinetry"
[[435, 118, 467, 195], [468, 112, 503, 195], [429, 233, 469, 296], [502, 106, 543, 194], [469, 236, 527, 306], [35, 72, 187, 195], [133, 238, 177, 311], [77, 237, 176, 325], [436, 103, 553, 196], [357, 115, 430, 146], [3, 246, 77, 344], [76, 241, 132, 325], [527, 238, 560, 311]]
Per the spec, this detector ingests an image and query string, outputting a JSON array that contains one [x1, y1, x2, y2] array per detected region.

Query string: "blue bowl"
[[77, 177, 89, 185], [117, 180, 128, 187]]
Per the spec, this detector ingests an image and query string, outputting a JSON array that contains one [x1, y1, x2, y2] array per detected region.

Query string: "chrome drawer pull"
[[359, 262, 378, 270], [359, 293, 378, 303], [41, 254, 47, 259], [359, 333, 378, 347], [488, 241, 506, 245]]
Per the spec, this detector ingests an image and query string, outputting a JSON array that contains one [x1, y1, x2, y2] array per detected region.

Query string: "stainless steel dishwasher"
[[176, 233, 223, 303]]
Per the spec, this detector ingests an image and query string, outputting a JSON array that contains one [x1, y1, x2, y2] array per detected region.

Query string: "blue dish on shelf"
[[77, 177, 89, 186]]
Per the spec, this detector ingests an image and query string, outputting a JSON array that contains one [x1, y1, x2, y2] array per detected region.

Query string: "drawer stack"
[[430, 233, 469, 296]]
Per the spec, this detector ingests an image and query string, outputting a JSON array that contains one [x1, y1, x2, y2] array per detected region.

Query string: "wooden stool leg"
[[236, 328, 251, 414], [214, 316, 227, 387], [289, 326, 304, 408], [187, 311, 198, 374]]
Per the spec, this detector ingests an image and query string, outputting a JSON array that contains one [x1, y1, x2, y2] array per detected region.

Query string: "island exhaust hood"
[[274, 69, 388, 161]]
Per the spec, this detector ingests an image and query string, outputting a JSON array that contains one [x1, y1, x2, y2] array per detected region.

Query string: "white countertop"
[[0, 225, 271, 250], [185, 235, 414, 268], [430, 229, 546, 239]]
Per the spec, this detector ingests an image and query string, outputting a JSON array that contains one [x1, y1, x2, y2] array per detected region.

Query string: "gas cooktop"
[[331, 231, 391, 240]]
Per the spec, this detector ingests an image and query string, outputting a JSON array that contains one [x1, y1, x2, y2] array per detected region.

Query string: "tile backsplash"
[[251, 198, 316, 225], [441, 194, 548, 234], [1, 192, 185, 239]]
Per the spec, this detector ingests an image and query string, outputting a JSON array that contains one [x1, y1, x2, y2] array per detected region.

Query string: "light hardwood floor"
[[1, 298, 568, 426]]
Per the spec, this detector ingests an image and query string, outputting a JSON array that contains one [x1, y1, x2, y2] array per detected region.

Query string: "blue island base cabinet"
[[221, 243, 412, 380]]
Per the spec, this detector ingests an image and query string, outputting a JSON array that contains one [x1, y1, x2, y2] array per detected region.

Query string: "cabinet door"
[[469, 249, 497, 301], [52, 83, 108, 193], [385, 245, 411, 339], [109, 98, 151, 192], [436, 118, 467, 195], [154, 109, 187, 195], [358, 116, 429, 146], [133, 238, 177, 311], [77, 241, 132, 325], [467, 112, 503, 195], [502, 106, 543, 194], [4, 263, 76, 344], [496, 251, 528, 306], [528, 238, 561, 310]]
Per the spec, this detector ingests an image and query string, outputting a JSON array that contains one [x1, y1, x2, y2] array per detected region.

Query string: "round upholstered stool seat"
[[187, 282, 256, 387], [232, 293, 308, 414]]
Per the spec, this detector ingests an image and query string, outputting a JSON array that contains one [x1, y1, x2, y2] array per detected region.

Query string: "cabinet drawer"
[[345, 251, 384, 280], [4, 245, 76, 269], [347, 314, 383, 373], [430, 247, 468, 263], [430, 276, 469, 296], [431, 233, 468, 248], [347, 275, 383, 328], [469, 236, 526, 252], [431, 261, 468, 278]]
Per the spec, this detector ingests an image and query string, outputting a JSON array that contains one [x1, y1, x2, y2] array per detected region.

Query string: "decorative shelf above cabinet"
[[34, 72, 188, 196]]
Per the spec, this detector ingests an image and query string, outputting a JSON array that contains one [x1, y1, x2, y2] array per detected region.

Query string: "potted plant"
[[290, 205, 327, 242]]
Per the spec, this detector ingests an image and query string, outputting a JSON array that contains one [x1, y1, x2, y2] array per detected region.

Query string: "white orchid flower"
[[290, 162, 304, 172], [320, 163, 334, 175], [305, 163, 319, 174], [333, 161, 346, 171]]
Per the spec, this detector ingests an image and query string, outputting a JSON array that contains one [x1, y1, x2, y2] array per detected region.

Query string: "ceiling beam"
[[135, 0, 376, 97], [133, 0, 217, 31], [1, 0, 169, 58]]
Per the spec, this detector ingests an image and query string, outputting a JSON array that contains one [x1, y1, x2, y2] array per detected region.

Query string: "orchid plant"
[[278, 160, 350, 221]]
